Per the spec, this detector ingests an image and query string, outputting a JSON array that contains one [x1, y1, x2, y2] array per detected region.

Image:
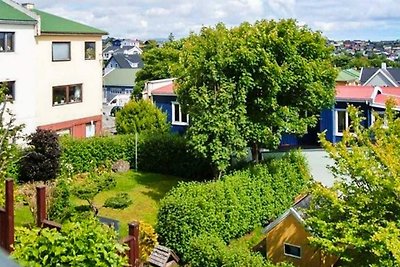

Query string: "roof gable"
[[32, 9, 107, 35], [0, 0, 36, 22], [103, 68, 139, 86]]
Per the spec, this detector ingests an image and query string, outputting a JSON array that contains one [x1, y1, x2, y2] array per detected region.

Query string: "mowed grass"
[[15, 171, 183, 237], [74, 171, 182, 236]]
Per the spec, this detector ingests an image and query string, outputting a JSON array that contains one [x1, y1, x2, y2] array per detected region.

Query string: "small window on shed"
[[284, 243, 301, 258]]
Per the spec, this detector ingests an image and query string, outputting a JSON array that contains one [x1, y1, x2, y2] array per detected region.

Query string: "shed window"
[[171, 102, 189, 126], [335, 109, 353, 135], [284, 243, 301, 258]]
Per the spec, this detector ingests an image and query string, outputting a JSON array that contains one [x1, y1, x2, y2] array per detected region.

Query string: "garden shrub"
[[20, 129, 61, 182], [139, 222, 158, 262], [188, 234, 292, 267], [12, 216, 128, 267], [156, 151, 310, 260], [48, 178, 73, 222], [104, 193, 132, 209], [59, 134, 135, 174], [137, 133, 213, 179]]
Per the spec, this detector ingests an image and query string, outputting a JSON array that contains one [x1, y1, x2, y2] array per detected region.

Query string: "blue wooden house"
[[143, 79, 188, 134]]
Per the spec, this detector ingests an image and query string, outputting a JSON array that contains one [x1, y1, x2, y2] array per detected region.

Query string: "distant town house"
[[0, 0, 107, 138]]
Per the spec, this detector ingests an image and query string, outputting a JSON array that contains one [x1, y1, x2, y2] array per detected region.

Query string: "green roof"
[[336, 69, 360, 82], [104, 69, 140, 87], [33, 9, 107, 35], [0, 1, 36, 22]]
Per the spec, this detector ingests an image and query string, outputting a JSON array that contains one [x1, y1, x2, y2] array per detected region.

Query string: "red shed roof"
[[335, 85, 376, 101], [151, 83, 175, 96]]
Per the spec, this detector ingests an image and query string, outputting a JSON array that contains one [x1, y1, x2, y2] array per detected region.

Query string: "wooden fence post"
[[5, 179, 14, 253], [36, 186, 46, 227], [128, 221, 140, 267]]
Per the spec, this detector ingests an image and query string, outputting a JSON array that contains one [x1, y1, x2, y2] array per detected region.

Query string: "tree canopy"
[[176, 19, 337, 175], [115, 99, 169, 135], [307, 103, 400, 266]]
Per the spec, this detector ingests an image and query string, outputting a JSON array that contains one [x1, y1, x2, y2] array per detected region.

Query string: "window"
[[85, 42, 96, 60], [53, 84, 82, 106], [171, 102, 189, 125], [0, 81, 15, 101], [0, 32, 14, 52], [86, 122, 95, 137], [56, 128, 71, 136], [284, 243, 301, 259], [335, 109, 354, 135], [52, 42, 71, 61]]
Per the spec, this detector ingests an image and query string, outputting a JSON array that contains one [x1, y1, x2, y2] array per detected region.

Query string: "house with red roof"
[[320, 85, 400, 143], [142, 78, 188, 134]]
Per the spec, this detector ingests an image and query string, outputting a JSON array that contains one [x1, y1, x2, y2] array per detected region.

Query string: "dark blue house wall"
[[153, 95, 187, 134]]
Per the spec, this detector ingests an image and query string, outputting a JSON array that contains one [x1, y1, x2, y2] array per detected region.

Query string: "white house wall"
[[35, 35, 103, 127], [0, 23, 38, 135]]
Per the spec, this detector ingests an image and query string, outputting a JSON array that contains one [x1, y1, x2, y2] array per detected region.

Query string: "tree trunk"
[[251, 142, 259, 163]]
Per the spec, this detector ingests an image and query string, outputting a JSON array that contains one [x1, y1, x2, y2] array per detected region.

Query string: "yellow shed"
[[263, 195, 337, 267]]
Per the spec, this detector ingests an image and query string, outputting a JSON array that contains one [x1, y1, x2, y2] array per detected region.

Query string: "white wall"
[[0, 23, 38, 135], [35, 35, 103, 126]]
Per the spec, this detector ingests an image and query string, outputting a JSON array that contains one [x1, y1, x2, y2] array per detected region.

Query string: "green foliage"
[[176, 19, 337, 174], [104, 193, 132, 209], [139, 222, 158, 262], [115, 99, 169, 135], [12, 216, 128, 267], [333, 52, 400, 69], [138, 133, 213, 179], [20, 129, 61, 182], [134, 40, 183, 96], [188, 234, 292, 267], [0, 82, 24, 181], [72, 170, 116, 214], [48, 178, 73, 222], [59, 134, 135, 174], [156, 151, 310, 260], [307, 103, 400, 266]]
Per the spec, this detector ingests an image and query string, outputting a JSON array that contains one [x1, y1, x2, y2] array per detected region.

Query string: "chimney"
[[22, 3, 35, 10], [382, 62, 387, 70]]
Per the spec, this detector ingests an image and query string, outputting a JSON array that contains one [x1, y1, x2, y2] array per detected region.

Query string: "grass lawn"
[[15, 171, 183, 237]]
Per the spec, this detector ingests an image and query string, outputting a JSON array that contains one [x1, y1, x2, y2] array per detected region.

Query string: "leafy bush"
[[48, 178, 73, 222], [137, 133, 213, 179], [104, 193, 132, 209], [12, 216, 128, 267], [156, 151, 310, 260], [188, 234, 292, 267], [139, 222, 158, 262], [59, 134, 135, 174], [20, 129, 61, 182], [115, 99, 169, 135]]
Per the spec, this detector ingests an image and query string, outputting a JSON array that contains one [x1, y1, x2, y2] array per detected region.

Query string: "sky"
[[29, 0, 400, 41]]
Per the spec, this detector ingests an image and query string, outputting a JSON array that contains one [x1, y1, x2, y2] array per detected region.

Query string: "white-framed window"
[[86, 122, 95, 137], [0, 32, 14, 52], [171, 101, 189, 126], [284, 243, 301, 259], [56, 128, 71, 136], [335, 109, 352, 136], [53, 84, 82, 106], [52, 42, 71, 61]]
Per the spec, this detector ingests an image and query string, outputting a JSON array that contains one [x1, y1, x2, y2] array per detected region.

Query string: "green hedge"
[[59, 134, 212, 179], [59, 135, 135, 174], [188, 234, 293, 267], [156, 151, 310, 260]]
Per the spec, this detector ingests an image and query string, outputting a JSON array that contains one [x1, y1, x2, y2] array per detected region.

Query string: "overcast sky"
[[30, 0, 400, 41]]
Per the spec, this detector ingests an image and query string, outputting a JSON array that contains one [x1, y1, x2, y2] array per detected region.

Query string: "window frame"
[[52, 84, 82, 106], [171, 101, 189, 126], [84, 41, 96, 60], [335, 109, 349, 136], [284, 243, 301, 259], [52, 42, 71, 62], [0, 32, 15, 53]]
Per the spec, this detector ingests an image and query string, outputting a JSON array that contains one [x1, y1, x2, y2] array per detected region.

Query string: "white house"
[[0, 0, 107, 138]]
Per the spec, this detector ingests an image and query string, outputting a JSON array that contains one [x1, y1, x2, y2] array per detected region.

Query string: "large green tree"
[[134, 40, 183, 96], [307, 103, 400, 266], [176, 19, 337, 175]]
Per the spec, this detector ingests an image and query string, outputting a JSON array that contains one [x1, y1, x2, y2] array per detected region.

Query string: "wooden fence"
[[0, 180, 140, 267]]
